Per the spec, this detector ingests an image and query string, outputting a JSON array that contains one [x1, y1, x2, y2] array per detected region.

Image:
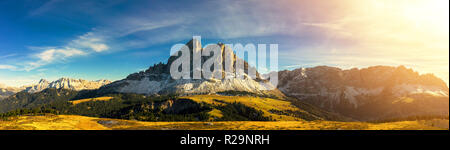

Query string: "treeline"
[[0, 93, 274, 122], [0, 88, 79, 113], [106, 99, 213, 121], [218, 102, 271, 121], [0, 107, 59, 121]]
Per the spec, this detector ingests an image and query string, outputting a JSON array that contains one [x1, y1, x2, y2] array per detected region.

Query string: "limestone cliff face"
[[277, 66, 449, 120], [23, 78, 111, 93], [100, 38, 282, 97]]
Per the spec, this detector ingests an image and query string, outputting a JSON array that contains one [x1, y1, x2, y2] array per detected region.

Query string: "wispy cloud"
[[16, 31, 109, 71], [71, 32, 109, 52], [36, 48, 86, 62], [99, 17, 188, 49], [29, 0, 65, 16], [116, 19, 183, 38], [0, 65, 17, 70], [0, 53, 17, 59]]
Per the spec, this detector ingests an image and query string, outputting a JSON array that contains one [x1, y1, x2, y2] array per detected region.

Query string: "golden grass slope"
[[70, 97, 114, 105], [1, 95, 447, 130], [0, 115, 109, 130], [182, 95, 308, 121], [0, 115, 447, 130]]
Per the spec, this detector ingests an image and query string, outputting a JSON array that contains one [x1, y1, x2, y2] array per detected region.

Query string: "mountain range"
[[0, 78, 110, 100], [0, 39, 448, 121], [22, 78, 111, 93], [277, 66, 449, 120]]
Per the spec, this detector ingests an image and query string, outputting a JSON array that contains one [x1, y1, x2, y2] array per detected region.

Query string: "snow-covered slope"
[[276, 66, 449, 120], [23, 78, 111, 93]]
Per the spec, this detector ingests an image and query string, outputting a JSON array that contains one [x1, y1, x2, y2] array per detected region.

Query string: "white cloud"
[[36, 49, 56, 62], [24, 62, 44, 71], [35, 48, 86, 63], [23, 47, 86, 71], [17, 31, 108, 71], [90, 44, 109, 52], [71, 32, 109, 52], [57, 48, 87, 57], [117, 19, 183, 37], [0, 65, 17, 70]]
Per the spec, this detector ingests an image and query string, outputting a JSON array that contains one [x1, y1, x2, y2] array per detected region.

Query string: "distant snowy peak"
[[24, 78, 112, 93]]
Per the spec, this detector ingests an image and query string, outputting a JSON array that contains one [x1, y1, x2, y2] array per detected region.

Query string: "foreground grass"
[[0, 115, 447, 130]]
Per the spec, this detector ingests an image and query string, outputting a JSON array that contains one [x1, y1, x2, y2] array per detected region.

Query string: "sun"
[[401, 0, 450, 33]]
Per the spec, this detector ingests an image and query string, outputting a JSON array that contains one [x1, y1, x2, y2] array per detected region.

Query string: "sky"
[[0, 0, 449, 87]]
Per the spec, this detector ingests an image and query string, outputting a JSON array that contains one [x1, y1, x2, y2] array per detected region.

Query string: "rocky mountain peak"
[[24, 78, 111, 93], [101, 38, 280, 97], [38, 79, 49, 84], [128, 38, 260, 81]]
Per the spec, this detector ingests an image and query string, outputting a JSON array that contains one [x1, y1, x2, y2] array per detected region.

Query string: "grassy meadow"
[[0, 114, 447, 130], [1, 95, 448, 130]]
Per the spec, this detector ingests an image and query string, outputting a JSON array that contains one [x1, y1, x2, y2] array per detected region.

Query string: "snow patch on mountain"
[[115, 76, 276, 96], [101, 38, 282, 97], [393, 84, 449, 97], [23, 78, 111, 93]]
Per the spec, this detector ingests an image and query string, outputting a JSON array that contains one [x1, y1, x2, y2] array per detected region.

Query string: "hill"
[[0, 90, 351, 122], [0, 88, 79, 113]]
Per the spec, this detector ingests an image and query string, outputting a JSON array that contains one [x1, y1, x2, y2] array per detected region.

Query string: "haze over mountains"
[[0, 84, 22, 100]]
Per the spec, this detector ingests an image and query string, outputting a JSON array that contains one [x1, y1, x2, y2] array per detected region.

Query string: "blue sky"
[[0, 0, 449, 87]]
